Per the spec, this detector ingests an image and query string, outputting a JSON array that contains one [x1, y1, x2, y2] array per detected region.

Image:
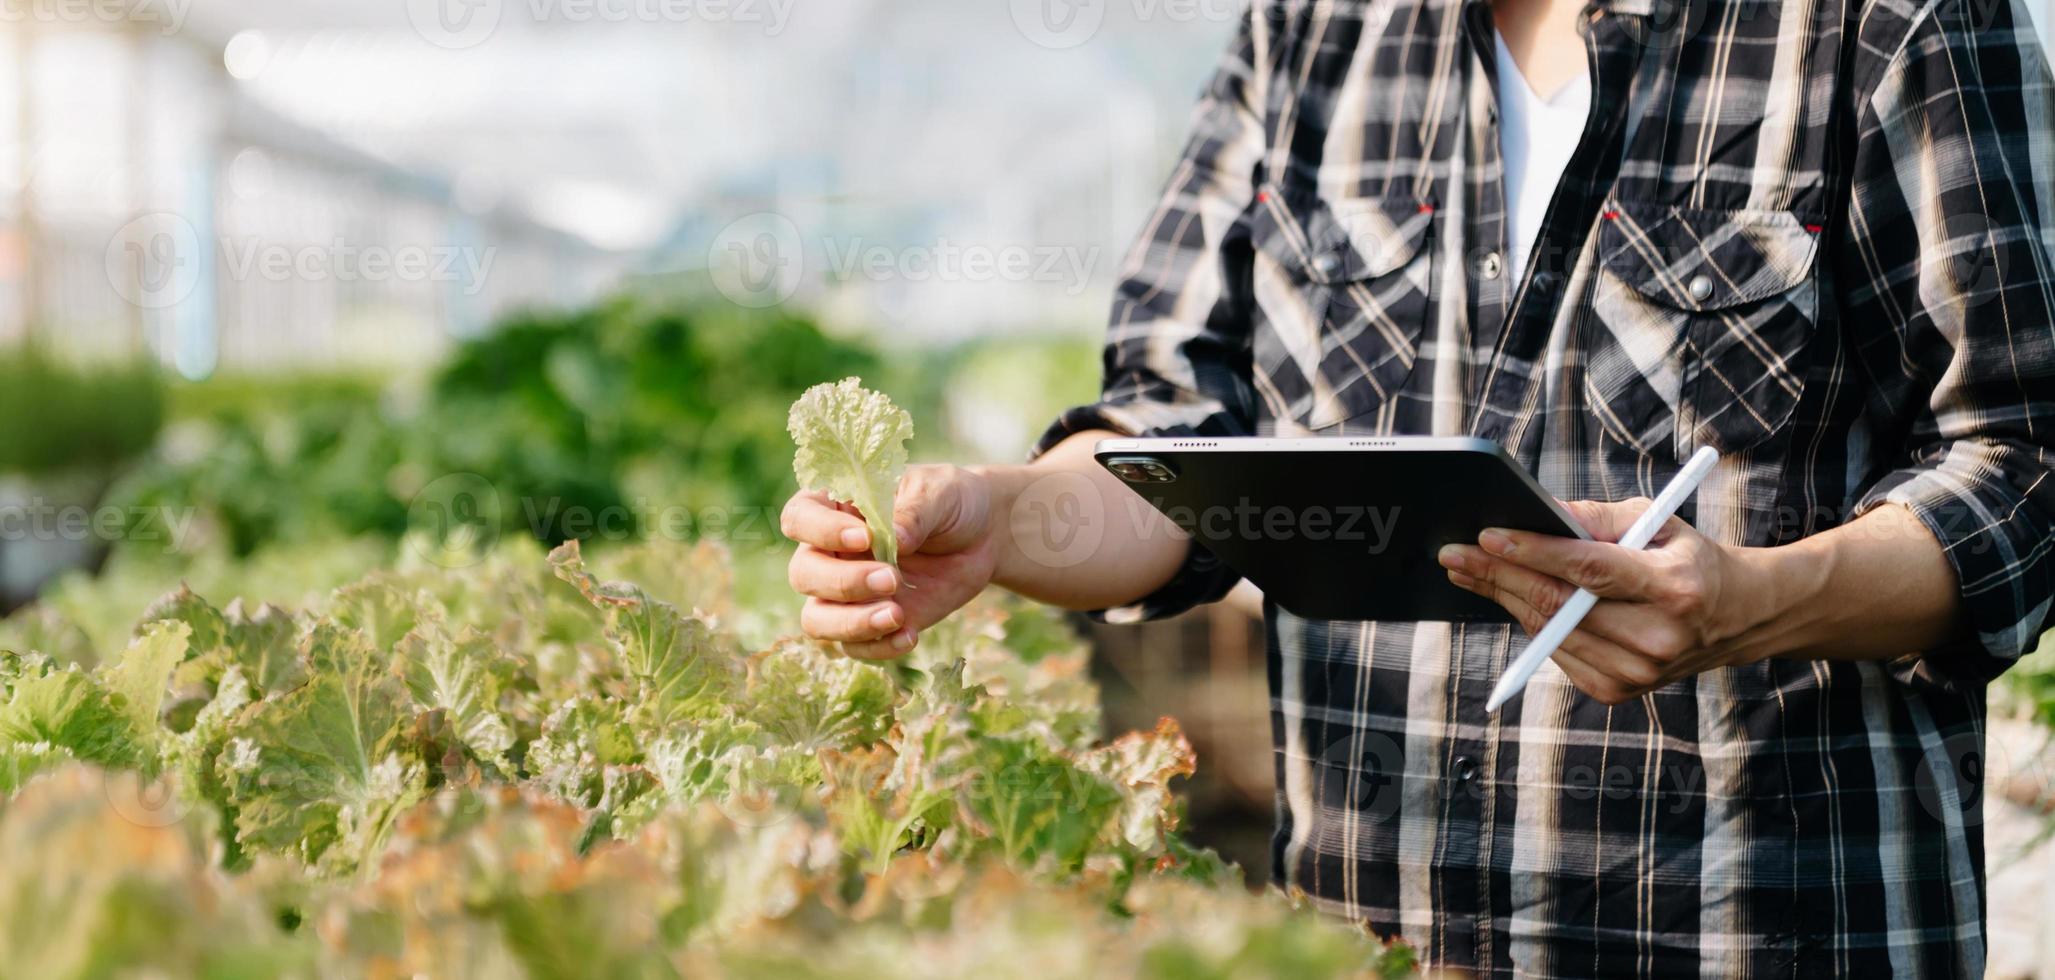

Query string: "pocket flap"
[[1251, 184, 1435, 285], [1597, 203, 1821, 311]]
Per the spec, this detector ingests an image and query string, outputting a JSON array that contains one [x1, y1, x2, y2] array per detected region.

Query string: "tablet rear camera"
[[1106, 457, 1177, 483]]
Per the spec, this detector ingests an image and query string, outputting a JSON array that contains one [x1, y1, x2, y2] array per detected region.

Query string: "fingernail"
[[866, 568, 897, 594], [1479, 528, 1514, 556], [1447, 570, 1477, 590], [840, 528, 868, 550], [1437, 545, 1467, 573], [871, 607, 901, 631], [891, 629, 917, 652]]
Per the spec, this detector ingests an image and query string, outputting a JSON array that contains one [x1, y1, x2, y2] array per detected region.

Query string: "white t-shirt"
[[1494, 33, 1590, 285]]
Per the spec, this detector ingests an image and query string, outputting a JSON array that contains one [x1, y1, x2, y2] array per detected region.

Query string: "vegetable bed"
[[0, 535, 1412, 979]]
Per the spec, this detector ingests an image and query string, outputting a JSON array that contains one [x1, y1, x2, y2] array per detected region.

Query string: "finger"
[[1474, 528, 1656, 599], [782, 492, 873, 552], [1444, 563, 1641, 673], [891, 466, 976, 555], [1443, 546, 1685, 654], [801, 598, 908, 643], [1562, 498, 1690, 547], [838, 629, 920, 662], [1441, 544, 1577, 622], [788, 545, 899, 602], [1551, 646, 1643, 706], [1561, 631, 1666, 692]]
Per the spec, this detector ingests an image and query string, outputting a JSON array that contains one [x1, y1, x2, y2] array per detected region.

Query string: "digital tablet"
[[1094, 436, 1589, 623]]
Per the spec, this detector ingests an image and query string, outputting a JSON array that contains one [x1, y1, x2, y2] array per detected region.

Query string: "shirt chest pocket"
[[1246, 185, 1437, 430], [1581, 202, 1823, 460]]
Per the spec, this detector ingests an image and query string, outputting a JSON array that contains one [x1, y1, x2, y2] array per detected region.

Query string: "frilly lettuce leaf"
[[223, 623, 422, 870], [787, 378, 914, 567], [0, 666, 141, 770], [550, 541, 744, 726]]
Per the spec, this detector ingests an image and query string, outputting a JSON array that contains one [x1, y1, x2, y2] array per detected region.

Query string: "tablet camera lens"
[[1106, 458, 1176, 483]]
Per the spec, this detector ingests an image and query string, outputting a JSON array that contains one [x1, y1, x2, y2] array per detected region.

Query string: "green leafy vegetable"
[[0, 539, 1413, 978], [788, 377, 914, 567]]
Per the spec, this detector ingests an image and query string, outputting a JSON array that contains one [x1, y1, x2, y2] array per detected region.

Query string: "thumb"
[[890, 466, 988, 556], [1561, 498, 1653, 544]]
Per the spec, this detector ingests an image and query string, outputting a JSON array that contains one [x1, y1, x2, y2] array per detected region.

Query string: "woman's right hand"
[[781, 464, 1002, 660]]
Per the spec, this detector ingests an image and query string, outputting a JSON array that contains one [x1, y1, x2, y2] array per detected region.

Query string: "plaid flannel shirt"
[[1035, 0, 2055, 974]]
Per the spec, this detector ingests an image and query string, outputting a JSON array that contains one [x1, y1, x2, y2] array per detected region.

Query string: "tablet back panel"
[[1095, 440, 1585, 623]]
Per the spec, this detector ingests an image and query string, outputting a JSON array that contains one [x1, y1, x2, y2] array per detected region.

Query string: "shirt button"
[[1452, 756, 1479, 782], [1530, 269, 1560, 294], [1473, 251, 1503, 281], [1314, 252, 1342, 278], [1688, 274, 1715, 302]]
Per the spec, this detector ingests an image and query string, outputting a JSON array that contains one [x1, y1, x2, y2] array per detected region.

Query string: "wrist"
[[1721, 539, 1831, 663], [965, 463, 1029, 589]]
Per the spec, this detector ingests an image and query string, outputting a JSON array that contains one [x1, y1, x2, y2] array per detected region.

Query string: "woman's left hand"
[[1437, 499, 1782, 705]]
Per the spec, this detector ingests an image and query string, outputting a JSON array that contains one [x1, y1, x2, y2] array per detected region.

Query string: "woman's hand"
[[1436, 499, 1786, 705], [782, 464, 1001, 660]]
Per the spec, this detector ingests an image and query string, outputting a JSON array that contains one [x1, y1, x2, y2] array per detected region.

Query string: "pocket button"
[[1473, 251, 1503, 281], [1314, 252, 1342, 278], [1687, 274, 1714, 303]]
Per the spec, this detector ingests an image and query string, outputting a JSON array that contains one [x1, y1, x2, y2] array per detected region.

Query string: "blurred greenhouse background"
[[2, 1, 2055, 975], [0, 0, 1289, 900]]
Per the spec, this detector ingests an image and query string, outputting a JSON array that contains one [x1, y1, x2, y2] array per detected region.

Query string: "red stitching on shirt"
[[1804, 223, 1823, 233], [1602, 209, 1620, 220], [1418, 203, 1434, 213]]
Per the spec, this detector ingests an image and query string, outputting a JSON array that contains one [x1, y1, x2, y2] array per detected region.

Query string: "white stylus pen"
[[1484, 445, 1721, 713]]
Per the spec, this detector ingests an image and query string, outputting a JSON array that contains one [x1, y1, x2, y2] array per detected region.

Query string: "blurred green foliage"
[[0, 351, 164, 476], [107, 297, 896, 557]]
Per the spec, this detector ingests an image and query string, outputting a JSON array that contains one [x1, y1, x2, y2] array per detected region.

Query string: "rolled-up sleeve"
[[1842, 0, 2055, 683], [1030, 10, 1269, 622]]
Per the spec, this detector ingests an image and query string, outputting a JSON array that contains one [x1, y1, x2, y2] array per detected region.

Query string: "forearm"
[[972, 430, 1192, 610], [1730, 503, 1965, 663]]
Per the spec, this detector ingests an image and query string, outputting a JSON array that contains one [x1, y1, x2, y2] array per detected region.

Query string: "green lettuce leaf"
[[550, 541, 742, 725], [224, 623, 422, 870], [0, 668, 141, 770], [787, 377, 913, 567], [395, 623, 516, 774], [99, 621, 191, 752]]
